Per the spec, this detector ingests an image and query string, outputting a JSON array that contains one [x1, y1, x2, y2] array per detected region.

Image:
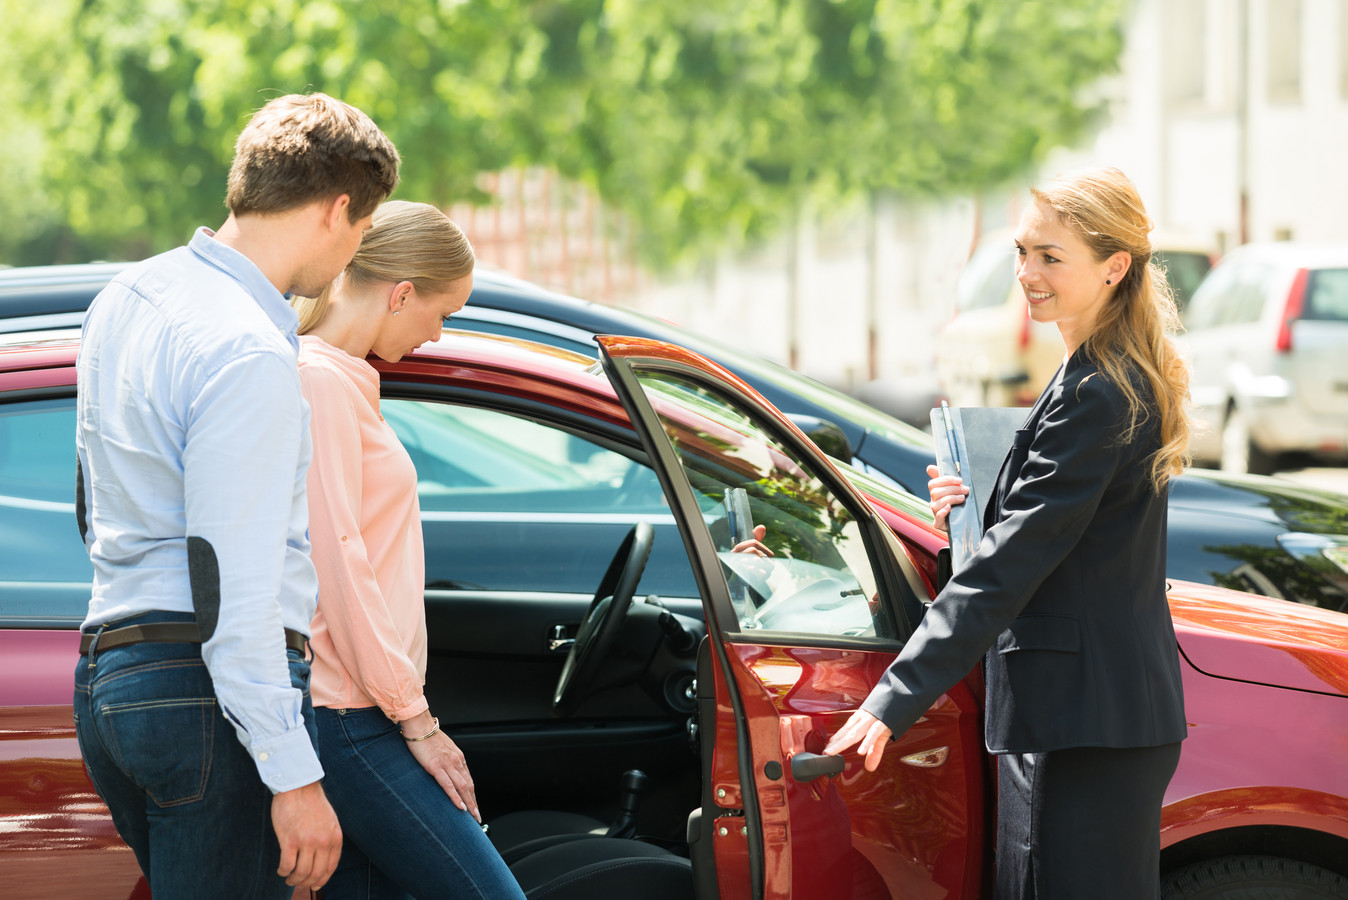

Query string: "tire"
[[1162, 855, 1348, 899], [1220, 407, 1277, 476]]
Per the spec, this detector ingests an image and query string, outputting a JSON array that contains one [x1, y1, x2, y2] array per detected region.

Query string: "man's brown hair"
[[226, 93, 400, 222]]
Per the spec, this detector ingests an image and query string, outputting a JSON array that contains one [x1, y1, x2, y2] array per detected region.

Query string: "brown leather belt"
[[79, 622, 308, 655]]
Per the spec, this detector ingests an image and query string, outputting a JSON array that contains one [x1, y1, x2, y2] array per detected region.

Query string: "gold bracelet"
[[402, 716, 440, 742]]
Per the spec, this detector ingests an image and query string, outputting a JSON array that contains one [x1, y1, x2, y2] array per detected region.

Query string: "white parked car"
[[1180, 242, 1348, 474]]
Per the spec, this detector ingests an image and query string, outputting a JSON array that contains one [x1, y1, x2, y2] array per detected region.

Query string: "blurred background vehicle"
[[1179, 242, 1348, 476], [936, 228, 1218, 408], [3, 263, 1346, 616]]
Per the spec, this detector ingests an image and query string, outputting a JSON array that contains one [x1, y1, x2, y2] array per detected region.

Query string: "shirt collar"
[[188, 227, 301, 348]]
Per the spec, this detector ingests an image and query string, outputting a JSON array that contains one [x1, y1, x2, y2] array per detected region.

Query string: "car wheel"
[[1220, 407, 1277, 476], [1161, 855, 1348, 899]]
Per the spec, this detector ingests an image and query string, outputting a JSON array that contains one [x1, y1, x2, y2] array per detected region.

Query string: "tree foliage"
[[0, 0, 1127, 268]]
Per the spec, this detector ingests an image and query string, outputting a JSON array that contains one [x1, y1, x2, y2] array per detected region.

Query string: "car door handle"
[[548, 625, 575, 653], [790, 751, 845, 783]]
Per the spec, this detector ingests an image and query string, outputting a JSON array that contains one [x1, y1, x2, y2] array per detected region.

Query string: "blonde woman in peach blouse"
[[292, 201, 524, 899]]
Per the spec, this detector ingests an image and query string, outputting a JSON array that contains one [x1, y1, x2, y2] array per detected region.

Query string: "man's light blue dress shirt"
[[76, 227, 324, 792]]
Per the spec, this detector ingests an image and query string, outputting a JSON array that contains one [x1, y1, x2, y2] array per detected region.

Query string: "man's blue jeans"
[[315, 706, 525, 900], [73, 611, 317, 899]]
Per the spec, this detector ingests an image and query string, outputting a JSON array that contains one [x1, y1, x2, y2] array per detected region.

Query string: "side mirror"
[[787, 414, 854, 462]]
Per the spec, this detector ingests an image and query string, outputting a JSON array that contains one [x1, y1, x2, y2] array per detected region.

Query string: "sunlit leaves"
[[1, 0, 1126, 268]]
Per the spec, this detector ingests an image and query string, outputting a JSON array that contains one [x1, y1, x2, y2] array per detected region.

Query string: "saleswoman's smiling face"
[[1014, 200, 1125, 353]]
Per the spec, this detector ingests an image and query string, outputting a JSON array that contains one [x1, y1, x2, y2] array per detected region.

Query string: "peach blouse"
[[299, 335, 428, 722]]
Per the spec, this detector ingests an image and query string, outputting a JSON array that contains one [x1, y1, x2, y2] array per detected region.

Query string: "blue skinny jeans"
[[315, 706, 525, 900]]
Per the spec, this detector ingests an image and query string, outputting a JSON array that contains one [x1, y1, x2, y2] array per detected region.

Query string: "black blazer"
[[862, 351, 1186, 753]]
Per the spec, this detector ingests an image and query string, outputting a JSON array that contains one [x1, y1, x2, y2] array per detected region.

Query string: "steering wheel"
[[553, 522, 654, 715]]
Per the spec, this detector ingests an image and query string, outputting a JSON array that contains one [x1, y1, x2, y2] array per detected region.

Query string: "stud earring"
[[1105, 279, 1112, 285], [393, 310, 400, 317]]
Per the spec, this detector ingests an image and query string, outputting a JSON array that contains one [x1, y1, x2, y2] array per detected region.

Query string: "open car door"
[[598, 336, 988, 900]]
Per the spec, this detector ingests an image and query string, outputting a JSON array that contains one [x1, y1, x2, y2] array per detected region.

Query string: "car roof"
[[0, 260, 934, 454], [0, 324, 599, 378], [1218, 241, 1348, 269], [0, 262, 540, 326], [968, 226, 1218, 256]]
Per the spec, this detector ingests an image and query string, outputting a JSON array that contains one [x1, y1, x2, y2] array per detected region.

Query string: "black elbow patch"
[[187, 537, 222, 642], [75, 456, 88, 543]]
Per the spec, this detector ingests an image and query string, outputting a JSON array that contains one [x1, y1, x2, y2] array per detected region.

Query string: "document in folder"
[[929, 404, 1028, 572]]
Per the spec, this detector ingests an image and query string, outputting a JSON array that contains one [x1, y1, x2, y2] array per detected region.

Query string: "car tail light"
[[1018, 303, 1031, 349], [1275, 268, 1309, 353]]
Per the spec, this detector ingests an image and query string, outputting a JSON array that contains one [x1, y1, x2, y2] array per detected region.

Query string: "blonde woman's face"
[[372, 274, 473, 362], [1013, 201, 1119, 352]]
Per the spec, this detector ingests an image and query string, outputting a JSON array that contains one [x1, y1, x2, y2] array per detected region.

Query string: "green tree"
[[0, 0, 1127, 268], [517, 0, 1126, 262]]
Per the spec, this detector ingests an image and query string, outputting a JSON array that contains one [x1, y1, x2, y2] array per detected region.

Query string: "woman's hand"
[[732, 523, 774, 557], [926, 464, 969, 535], [401, 713, 480, 822], [822, 709, 893, 773]]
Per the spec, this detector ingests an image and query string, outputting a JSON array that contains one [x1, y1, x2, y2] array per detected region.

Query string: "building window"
[[1163, 0, 1207, 106], [1340, 0, 1348, 99], [1267, 0, 1303, 103]]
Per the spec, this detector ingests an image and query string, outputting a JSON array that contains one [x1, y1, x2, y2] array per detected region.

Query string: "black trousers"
[[994, 742, 1183, 900]]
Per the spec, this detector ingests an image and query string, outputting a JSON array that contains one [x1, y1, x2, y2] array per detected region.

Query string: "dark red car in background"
[[1, 330, 1347, 899]]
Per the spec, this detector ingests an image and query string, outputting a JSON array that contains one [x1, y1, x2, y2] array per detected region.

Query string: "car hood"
[[1168, 579, 1348, 698], [1169, 469, 1348, 535]]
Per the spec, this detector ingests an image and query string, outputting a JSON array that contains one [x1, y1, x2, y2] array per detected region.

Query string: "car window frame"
[[596, 344, 923, 652]]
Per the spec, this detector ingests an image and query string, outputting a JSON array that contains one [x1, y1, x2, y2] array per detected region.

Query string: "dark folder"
[[929, 405, 1028, 572]]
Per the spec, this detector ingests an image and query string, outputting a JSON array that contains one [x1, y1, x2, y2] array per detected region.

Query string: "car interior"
[[381, 368, 906, 895]]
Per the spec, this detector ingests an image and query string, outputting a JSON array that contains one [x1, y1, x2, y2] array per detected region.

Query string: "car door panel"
[[0, 630, 147, 900], [718, 642, 986, 899], [599, 336, 985, 899]]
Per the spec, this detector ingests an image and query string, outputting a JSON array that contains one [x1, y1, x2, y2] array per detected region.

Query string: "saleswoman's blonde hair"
[[1031, 167, 1191, 492]]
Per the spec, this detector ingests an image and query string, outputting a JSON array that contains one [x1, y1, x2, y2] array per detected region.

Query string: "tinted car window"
[[1186, 262, 1269, 329], [381, 398, 697, 598], [1184, 263, 1236, 330], [1305, 269, 1348, 321], [0, 396, 92, 622], [635, 370, 894, 640], [956, 244, 1016, 313], [1154, 250, 1213, 313], [1232, 265, 1273, 324]]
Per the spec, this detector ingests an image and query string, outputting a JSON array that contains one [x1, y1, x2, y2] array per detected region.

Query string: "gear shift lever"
[[605, 769, 649, 840]]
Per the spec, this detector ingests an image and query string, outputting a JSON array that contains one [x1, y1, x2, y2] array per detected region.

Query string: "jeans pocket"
[[103, 697, 216, 808]]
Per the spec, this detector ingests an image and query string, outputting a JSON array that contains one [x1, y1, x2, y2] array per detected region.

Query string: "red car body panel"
[[0, 630, 145, 899], [2, 334, 1348, 898], [720, 643, 987, 899]]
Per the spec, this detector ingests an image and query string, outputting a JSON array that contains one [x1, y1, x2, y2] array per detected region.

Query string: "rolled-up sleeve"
[[183, 349, 323, 793]]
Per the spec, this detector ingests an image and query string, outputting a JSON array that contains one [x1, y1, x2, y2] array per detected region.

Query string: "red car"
[[1, 330, 1346, 899]]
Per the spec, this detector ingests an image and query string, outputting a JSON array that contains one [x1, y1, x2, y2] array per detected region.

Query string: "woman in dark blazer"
[[826, 167, 1191, 899]]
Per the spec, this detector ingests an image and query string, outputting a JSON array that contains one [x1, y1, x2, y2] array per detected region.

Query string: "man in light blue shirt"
[[73, 93, 398, 897]]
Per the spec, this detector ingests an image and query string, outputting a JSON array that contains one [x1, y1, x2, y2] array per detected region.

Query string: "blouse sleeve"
[[301, 362, 429, 722]]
